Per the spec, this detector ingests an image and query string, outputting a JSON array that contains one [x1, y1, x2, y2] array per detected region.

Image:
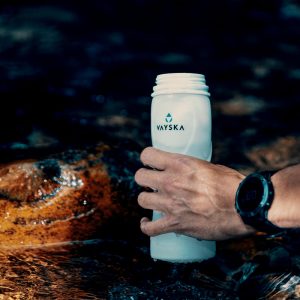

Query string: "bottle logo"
[[165, 113, 172, 123], [156, 113, 184, 131]]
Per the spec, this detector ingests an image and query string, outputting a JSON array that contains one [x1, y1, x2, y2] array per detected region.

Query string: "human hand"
[[135, 147, 256, 240]]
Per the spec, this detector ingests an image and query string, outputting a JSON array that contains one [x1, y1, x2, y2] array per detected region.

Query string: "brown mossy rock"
[[245, 136, 300, 170], [0, 144, 142, 248]]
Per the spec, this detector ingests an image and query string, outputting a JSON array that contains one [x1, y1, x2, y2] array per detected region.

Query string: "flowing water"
[[0, 239, 139, 299], [0, 239, 238, 299], [1, 235, 299, 299]]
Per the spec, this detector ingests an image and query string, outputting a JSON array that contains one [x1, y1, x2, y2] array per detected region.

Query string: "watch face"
[[238, 177, 264, 212]]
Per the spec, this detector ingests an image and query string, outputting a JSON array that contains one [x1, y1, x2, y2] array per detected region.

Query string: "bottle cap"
[[152, 73, 210, 97]]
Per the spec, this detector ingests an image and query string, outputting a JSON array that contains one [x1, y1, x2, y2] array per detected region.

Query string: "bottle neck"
[[151, 73, 210, 97]]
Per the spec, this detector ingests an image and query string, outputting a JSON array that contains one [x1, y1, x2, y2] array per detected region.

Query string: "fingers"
[[140, 215, 177, 236], [135, 168, 165, 190], [140, 147, 173, 171], [137, 191, 170, 211]]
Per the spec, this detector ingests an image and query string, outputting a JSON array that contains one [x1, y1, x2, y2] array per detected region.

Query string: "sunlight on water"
[[0, 240, 127, 299], [0, 239, 238, 299]]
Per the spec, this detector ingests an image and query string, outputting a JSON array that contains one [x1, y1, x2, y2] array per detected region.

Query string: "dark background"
[[1, 0, 300, 172]]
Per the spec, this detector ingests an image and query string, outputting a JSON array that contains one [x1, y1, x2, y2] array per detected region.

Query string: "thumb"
[[140, 216, 175, 236]]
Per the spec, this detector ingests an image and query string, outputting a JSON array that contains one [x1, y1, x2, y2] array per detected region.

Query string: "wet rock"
[[213, 95, 265, 116], [0, 143, 142, 247], [246, 136, 300, 170]]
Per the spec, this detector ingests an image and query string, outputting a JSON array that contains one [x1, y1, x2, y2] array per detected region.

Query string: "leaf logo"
[[165, 113, 172, 123]]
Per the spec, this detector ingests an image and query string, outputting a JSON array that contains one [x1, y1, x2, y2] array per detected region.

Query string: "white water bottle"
[[150, 73, 216, 263]]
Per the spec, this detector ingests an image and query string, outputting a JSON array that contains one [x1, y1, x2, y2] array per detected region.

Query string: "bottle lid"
[[152, 73, 210, 97]]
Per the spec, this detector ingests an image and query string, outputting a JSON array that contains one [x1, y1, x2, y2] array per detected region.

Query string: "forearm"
[[268, 164, 300, 228]]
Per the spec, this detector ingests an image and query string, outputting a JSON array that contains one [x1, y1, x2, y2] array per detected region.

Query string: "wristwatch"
[[235, 171, 284, 234]]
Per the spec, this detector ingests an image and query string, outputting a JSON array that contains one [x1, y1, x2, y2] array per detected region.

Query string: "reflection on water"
[[0, 239, 238, 299], [0, 238, 300, 299], [0, 239, 145, 299]]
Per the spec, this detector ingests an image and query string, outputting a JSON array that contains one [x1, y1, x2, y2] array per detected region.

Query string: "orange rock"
[[0, 144, 140, 248]]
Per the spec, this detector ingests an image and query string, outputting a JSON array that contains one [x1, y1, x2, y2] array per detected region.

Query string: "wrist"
[[268, 169, 296, 228], [267, 172, 284, 227]]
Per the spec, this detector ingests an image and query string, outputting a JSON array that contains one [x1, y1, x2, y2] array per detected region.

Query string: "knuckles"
[[173, 156, 195, 171], [164, 176, 185, 195]]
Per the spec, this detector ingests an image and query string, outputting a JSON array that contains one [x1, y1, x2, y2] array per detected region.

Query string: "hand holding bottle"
[[135, 147, 255, 240]]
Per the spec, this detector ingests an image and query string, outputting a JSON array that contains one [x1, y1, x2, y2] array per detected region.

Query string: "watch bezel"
[[235, 171, 285, 234], [235, 173, 273, 218]]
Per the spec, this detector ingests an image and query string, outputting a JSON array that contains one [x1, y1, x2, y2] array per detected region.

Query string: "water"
[[0, 239, 138, 299], [0, 239, 237, 299]]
